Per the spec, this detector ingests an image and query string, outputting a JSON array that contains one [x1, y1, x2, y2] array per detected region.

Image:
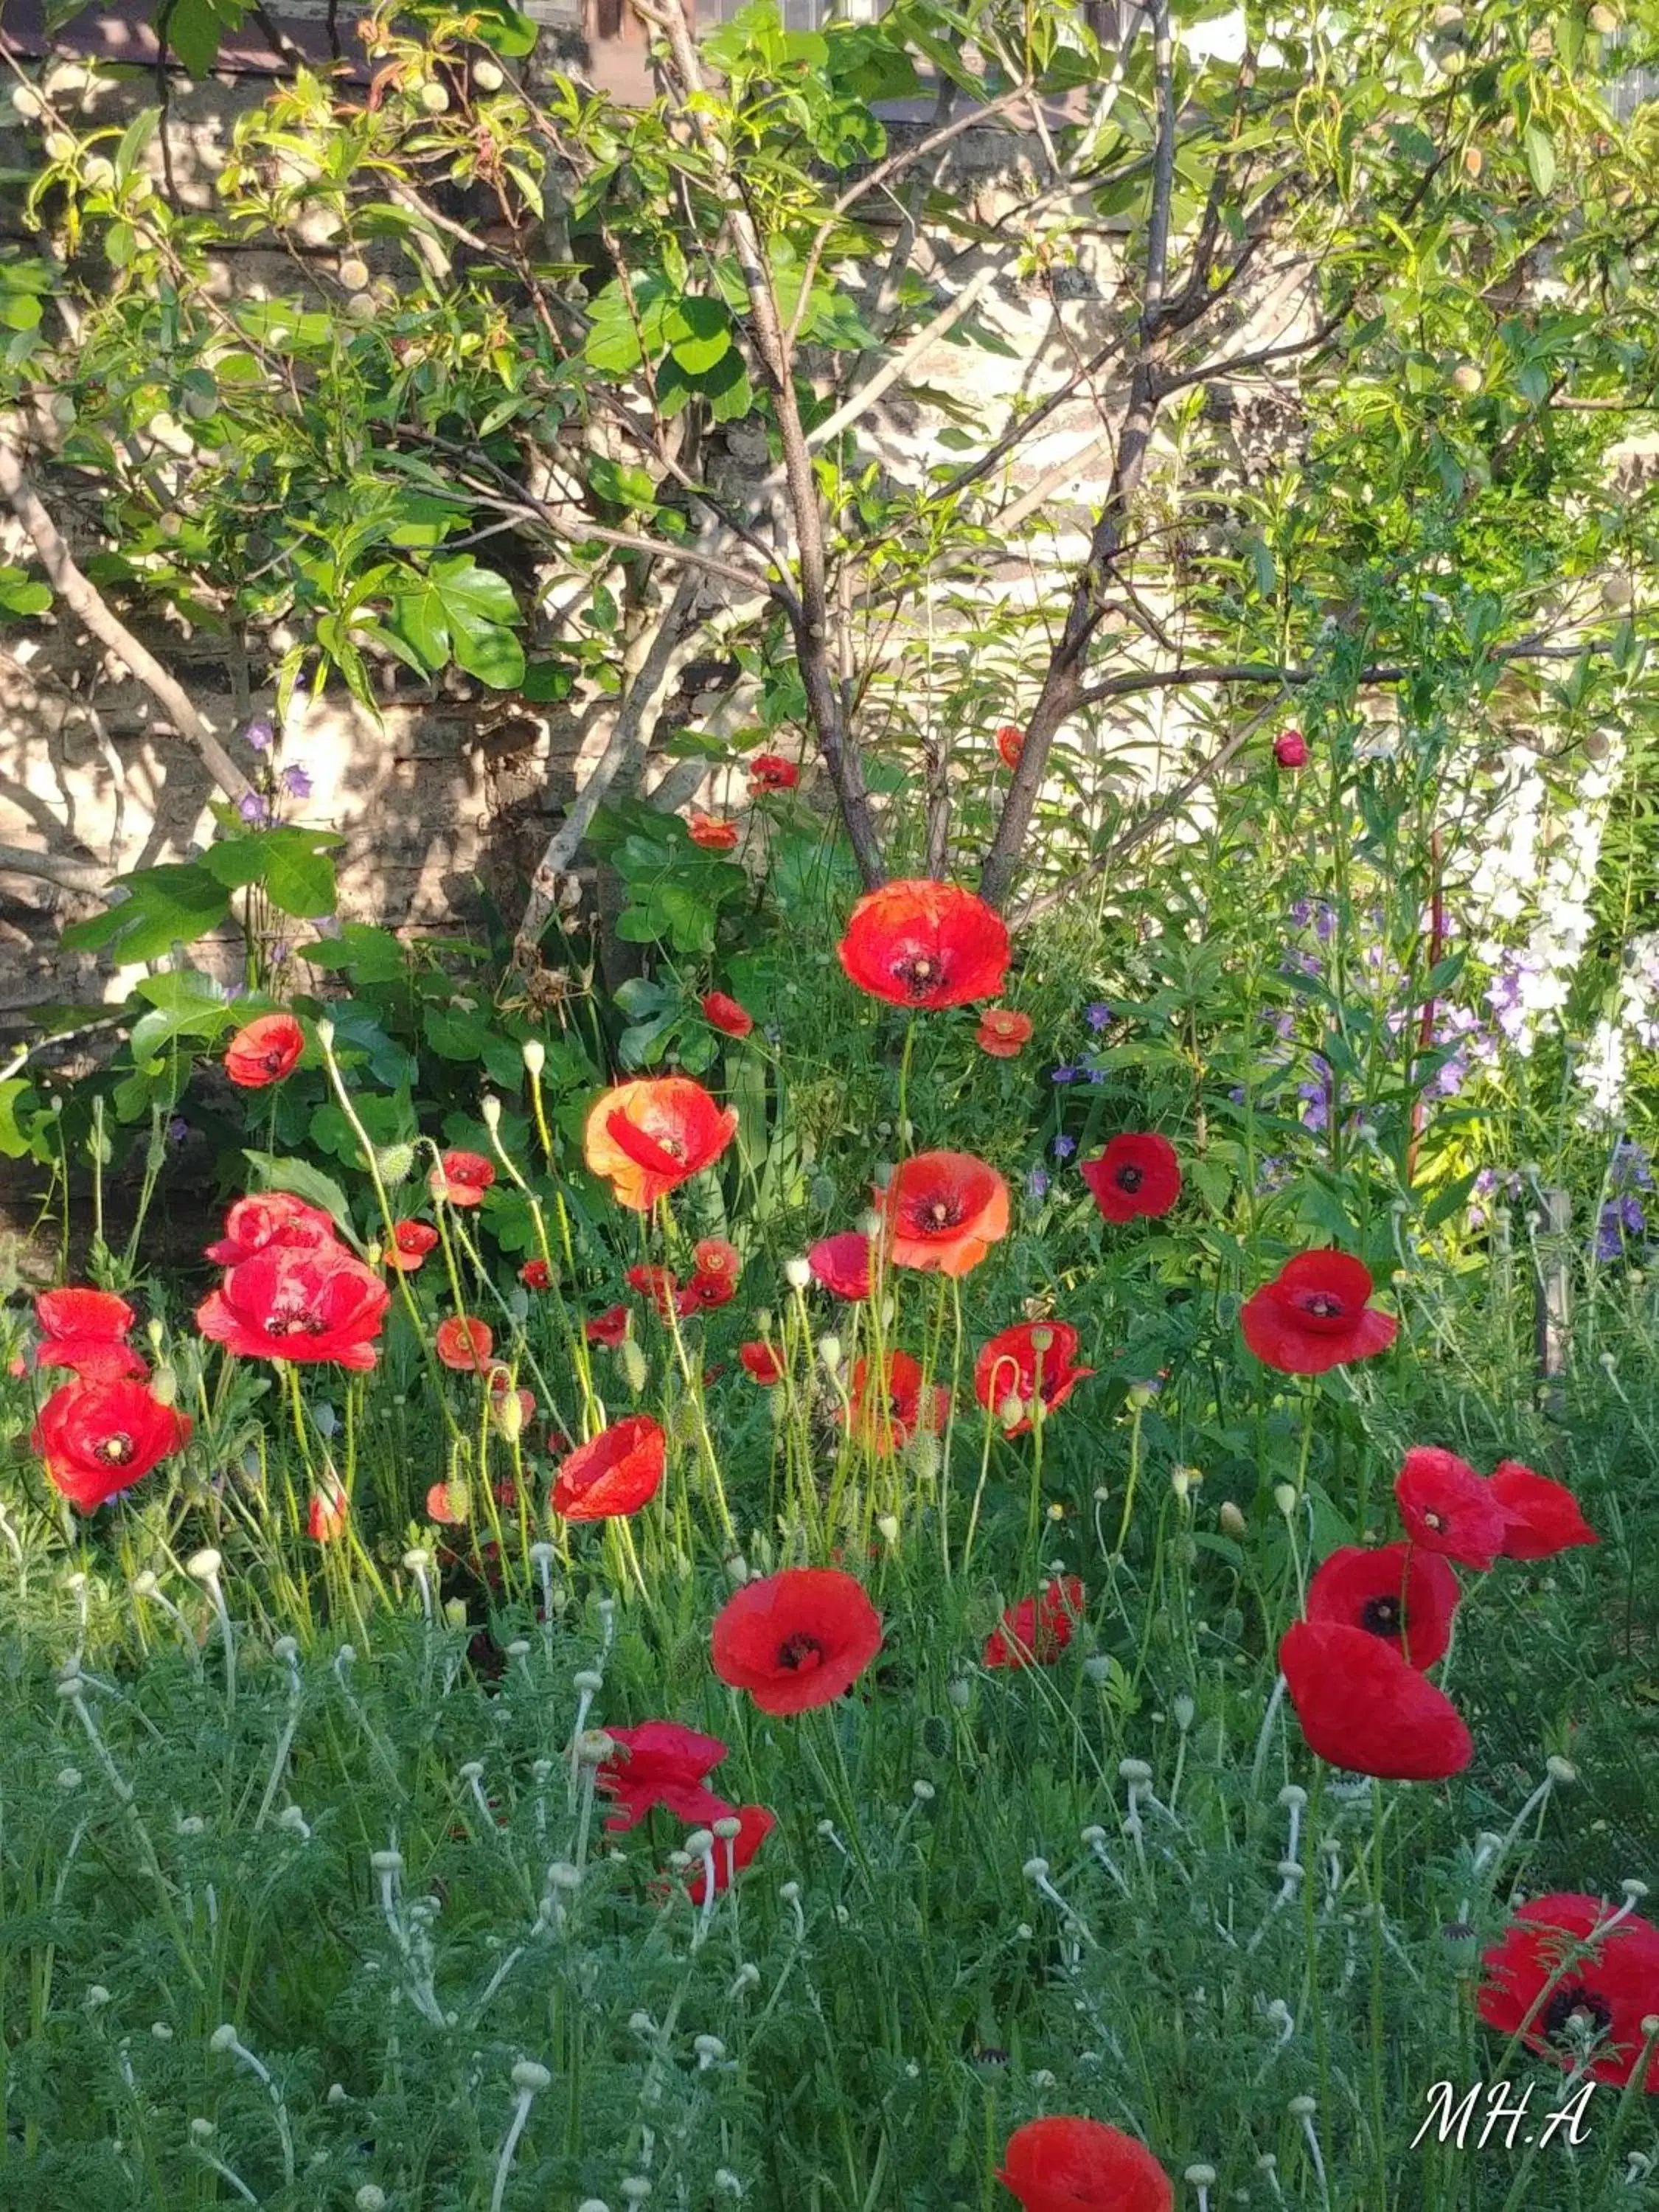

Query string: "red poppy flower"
[[1273, 728, 1310, 769], [427, 1479, 468, 1524], [710, 1567, 883, 1715], [1279, 1619, 1473, 1779], [976, 1006, 1033, 1058], [984, 1576, 1086, 1669], [809, 1231, 872, 1301], [204, 1193, 338, 1267], [434, 1315, 493, 1372], [627, 1264, 681, 1321], [429, 1150, 495, 1207], [837, 879, 1011, 1009], [584, 1078, 740, 1211], [33, 1289, 149, 1382], [195, 1246, 392, 1371], [693, 1237, 740, 1282], [1306, 1541, 1459, 1671], [683, 1271, 735, 1310], [1489, 1460, 1599, 1559], [585, 1304, 630, 1347], [552, 1414, 667, 1520], [880, 1150, 1009, 1277], [702, 991, 754, 1039], [1239, 1250, 1398, 1374], [223, 1012, 305, 1088], [1395, 1447, 1512, 1571], [844, 1349, 949, 1455], [35, 1287, 133, 1341], [740, 1340, 786, 1384], [995, 724, 1025, 773], [307, 1481, 349, 1543], [1478, 1893, 1659, 2090], [974, 1322, 1094, 1436], [386, 1220, 439, 1273], [597, 1720, 731, 1831], [32, 1377, 192, 1513], [1080, 1134, 1182, 1223], [689, 813, 740, 851], [684, 1801, 776, 1903], [748, 753, 799, 792], [997, 2115, 1172, 2212]]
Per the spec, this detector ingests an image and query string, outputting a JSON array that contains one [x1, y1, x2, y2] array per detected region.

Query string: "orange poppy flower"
[[429, 1150, 495, 1207], [223, 1012, 305, 1089], [976, 1006, 1032, 1058], [583, 1078, 740, 1211], [693, 1237, 740, 1281], [434, 1315, 493, 1371], [837, 880, 1010, 1009], [995, 723, 1025, 771], [878, 1150, 1009, 1276], [689, 813, 740, 851]]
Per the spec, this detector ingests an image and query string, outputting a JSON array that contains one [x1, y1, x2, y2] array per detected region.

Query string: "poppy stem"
[[895, 1015, 917, 1156], [1112, 1399, 1146, 1557]]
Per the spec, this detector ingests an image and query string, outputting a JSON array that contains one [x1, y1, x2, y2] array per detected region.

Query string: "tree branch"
[[0, 434, 251, 803], [0, 841, 110, 896], [631, 0, 887, 889]]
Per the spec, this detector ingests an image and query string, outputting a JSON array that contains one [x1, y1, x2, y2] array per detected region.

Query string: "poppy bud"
[[480, 1094, 501, 1133], [725, 1555, 749, 1587], [906, 1427, 940, 1481], [1546, 1755, 1578, 1784], [712, 1815, 742, 1842], [1127, 1382, 1156, 1410], [1219, 1501, 1247, 1536], [946, 1676, 971, 1708], [445, 1598, 468, 1630], [877, 1512, 901, 1548], [315, 1018, 335, 1052], [619, 1338, 648, 1394], [522, 1038, 546, 1077], [511, 2060, 552, 2094], [1273, 1482, 1298, 1516], [810, 1173, 838, 1212], [858, 1209, 883, 1240], [357, 2189, 387, 2212], [376, 1142, 414, 1186], [150, 1365, 178, 1405], [1028, 1326, 1054, 1353], [684, 1827, 715, 1857], [187, 1548, 222, 1582], [1082, 1655, 1113, 1686], [783, 1258, 811, 1291], [818, 1334, 842, 1374], [998, 1391, 1024, 1428]]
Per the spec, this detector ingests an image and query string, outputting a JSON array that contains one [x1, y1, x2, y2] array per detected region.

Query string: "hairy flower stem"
[[1113, 1399, 1146, 1556]]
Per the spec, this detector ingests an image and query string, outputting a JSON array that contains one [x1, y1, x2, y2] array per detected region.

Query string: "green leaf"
[[298, 922, 406, 984], [243, 1150, 358, 1242], [164, 0, 247, 78], [59, 864, 231, 963], [114, 108, 159, 186], [1523, 122, 1556, 198], [0, 1077, 38, 1159]]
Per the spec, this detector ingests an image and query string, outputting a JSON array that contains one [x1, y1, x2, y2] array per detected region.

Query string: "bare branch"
[[0, 840, 109, 896], [0, 434, 251, 803], [807, 265, 1001, 451]]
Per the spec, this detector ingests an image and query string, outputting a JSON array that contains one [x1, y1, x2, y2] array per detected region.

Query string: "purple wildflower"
[[280, 763, 313, 799], [1026, 1167, 1050, 1202], [244, 716, 275, 753], [1610, 1139, 1654, 1192], [1051, 1065, 1079, 1085], [1051, 1134, 1075, 1161], [1085, 1002, 1114, 1032], [167, 1116, 189, 1146], [237, 791, 272, 827]]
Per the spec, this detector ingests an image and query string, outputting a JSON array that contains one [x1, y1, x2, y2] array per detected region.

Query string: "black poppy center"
[[1540, 1982, 1615, 2048], [1422, 1509, 1446, 1532], [776, 1632, 826, 1672], [1302, 1292, 1345, 1318], [1360, 1594, 1401, 1637], [1115, 1164, 1144, 1193], [894, 954, 943, 998], [922, 1194, 964, 1231], [266, 1309, 327, 1338], [97, 1432, 136, 1464], [262, 1049, 286, 1073]]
